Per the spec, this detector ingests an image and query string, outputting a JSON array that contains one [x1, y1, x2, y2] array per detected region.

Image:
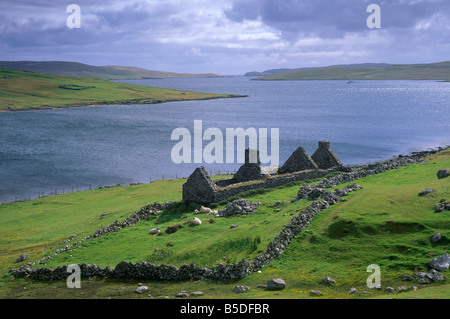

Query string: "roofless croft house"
[[182, 141, 343, 204]]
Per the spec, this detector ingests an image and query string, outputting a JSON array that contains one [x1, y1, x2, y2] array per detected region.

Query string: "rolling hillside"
[[0, 61, 223, 80], [0, 68, 240, 111], [259, 63, 392, 76], [1, 148, 448, 299], [101, 65, 222, 79], [254, 61, 450, 81]]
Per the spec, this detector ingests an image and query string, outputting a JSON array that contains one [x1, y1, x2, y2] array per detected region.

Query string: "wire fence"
[[2, 170, 237, 205]]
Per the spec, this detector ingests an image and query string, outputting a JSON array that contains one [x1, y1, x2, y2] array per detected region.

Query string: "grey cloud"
[[225, 0, 450, 38], [92, 1, 169, 29], [1, 0, 450, 74], [0, 1, 185, 49]]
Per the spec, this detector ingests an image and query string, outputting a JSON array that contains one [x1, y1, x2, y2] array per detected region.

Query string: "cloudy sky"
[[1, 0, 449, 74]]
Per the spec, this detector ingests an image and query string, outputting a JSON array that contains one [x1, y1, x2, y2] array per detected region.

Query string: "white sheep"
[[192, 217, 202, 226], [209, 210, 219, 216], [200, 205, 212, 213], [149, 227, 160, 235]]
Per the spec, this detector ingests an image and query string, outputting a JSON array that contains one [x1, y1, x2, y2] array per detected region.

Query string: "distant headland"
[[0, 61, 224, 80], [246, 61, 450, 81]]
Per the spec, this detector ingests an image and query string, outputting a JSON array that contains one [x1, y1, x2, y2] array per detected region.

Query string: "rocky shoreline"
[[9, 145, 448, 281]]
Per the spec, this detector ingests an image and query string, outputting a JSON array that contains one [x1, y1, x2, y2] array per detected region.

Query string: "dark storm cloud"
[[1, 0, 450, 73], [0, 1, 178, 50], [225, 0, 450, 38]]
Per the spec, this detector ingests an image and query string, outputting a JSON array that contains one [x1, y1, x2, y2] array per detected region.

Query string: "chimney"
[[318, 141, 330, 149]]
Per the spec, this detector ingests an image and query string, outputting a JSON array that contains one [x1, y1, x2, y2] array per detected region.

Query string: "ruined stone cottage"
[[311, 141, 342, 169], [182, 141, 343, 204], [277, 146, 318, 174], [232, 148, 263, 183]]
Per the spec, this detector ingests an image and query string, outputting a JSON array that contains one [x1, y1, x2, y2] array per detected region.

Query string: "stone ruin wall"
[[183, 167, 337, 204], [182, 141, 343, 204], [10, 147, 444, 281]]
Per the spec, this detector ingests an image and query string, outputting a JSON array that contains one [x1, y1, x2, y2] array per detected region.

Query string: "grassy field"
[[255, 61, 450, 81], [0, 61, 223, 80], [0, 150, 449, 299], [0, 68, 240, 111]]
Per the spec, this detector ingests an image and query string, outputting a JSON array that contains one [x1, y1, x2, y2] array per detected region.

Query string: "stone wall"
[[212, 168, 335, 202], [10, 146, 445, 281], [232, 163, 264, 183], [10, 182, 363, 281], [311, 141, 343, 169], [182, 166, 218, 204], [278, 147, 318, 174], [182, 166, 337, 204], [182, 142, 344, 204]]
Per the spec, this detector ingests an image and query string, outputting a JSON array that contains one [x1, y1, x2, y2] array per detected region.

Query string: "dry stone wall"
[[278, 146, 318, 174], [10, 146, 445, 281], [182, 141, 344, 204], [311, 141, 343, 169], [183, 167, 338, 204]]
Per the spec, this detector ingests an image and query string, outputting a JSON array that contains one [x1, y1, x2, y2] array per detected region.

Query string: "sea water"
[[1, 77, 449, 203]]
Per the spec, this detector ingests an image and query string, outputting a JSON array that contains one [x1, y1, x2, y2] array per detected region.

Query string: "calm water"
[[1, 77, 449, 203]]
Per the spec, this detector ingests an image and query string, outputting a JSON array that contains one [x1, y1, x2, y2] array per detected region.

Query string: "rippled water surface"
[[1, 77, 449, 202]]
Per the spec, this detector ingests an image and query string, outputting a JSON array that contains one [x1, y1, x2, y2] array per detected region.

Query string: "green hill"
[[255, 61, 450, 81], [257, 63, 392, 76], [0, 61, 223, 80], [101, 65, 222, 79], [1, 148, 448, 299], [0, 67, 240, 111]]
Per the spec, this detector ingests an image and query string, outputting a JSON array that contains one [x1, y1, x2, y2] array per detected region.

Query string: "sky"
[[1, 0, 449, 75]]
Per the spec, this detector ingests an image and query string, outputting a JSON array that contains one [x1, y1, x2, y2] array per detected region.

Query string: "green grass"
[[0, 61, 223, 80], [255, 61, 450, 81], [21, 182, 304, 270], [0, 179, 186, 275], [0, 68, 241, 111], [0, 150, 449, 299], [373, 284, 450, 299]]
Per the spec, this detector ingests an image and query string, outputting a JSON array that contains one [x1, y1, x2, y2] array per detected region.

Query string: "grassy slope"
[[0, 151, 449, 299], [100, 65, 222, 79], [0, 61, 222, 80], [18, 184, 309, 270], [255, 61, 450, 81], [0, 68, 239, 111], [0, 61, 138, 80], [0, 179, 186, 273]]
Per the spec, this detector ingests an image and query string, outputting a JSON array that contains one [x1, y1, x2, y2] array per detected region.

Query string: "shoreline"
[[1, 143, 448, 205], [0, 94, 248, 112], [9, 143, 449, 280]]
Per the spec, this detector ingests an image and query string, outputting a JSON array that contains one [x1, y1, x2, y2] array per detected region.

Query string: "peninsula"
[[0, 68, 242, 111], [0, 61, 223, 80], [252, 61, 450, 81]]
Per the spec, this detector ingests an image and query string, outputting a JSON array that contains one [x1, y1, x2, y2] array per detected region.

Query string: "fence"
[[2, 170, 237, 205]]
